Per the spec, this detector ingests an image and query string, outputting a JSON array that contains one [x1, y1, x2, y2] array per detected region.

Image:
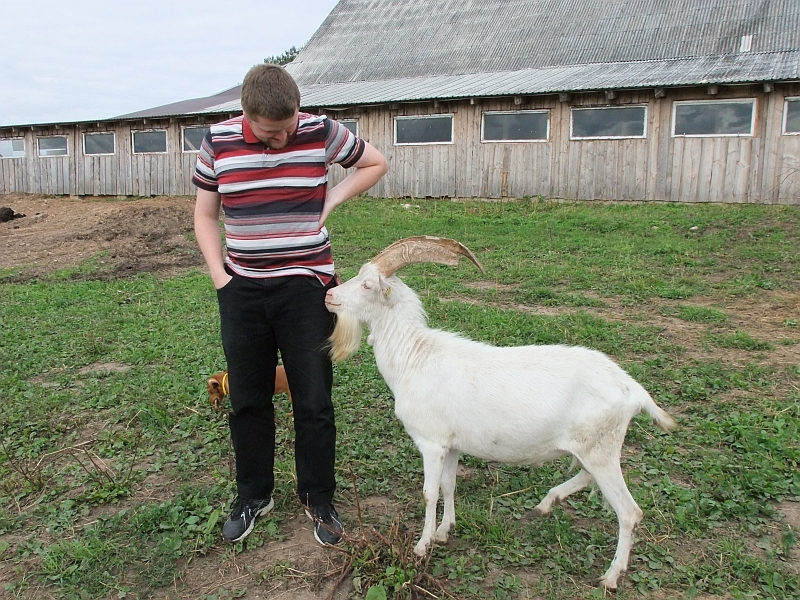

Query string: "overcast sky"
[[0, 0, 340, 127]]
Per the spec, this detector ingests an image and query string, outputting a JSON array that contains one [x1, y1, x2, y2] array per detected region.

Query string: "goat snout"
[[324, 289, 339, 308]]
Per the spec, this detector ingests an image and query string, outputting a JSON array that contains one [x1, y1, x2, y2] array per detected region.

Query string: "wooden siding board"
[[709, 139, 726, 202], [752, 96, 767, 203], [491, 145, 505, 198], [131, 156, 139, 196], [750, 136, 764, 203], [777, 138, 800, 202], [723, 139, 739, 202], [695, 140, 709, 202], [578, 143, 595, 200], [670, 137, 683, 202], [762, 91, 782, 202], [740, 140, 755, 202], [468, 104, 481, 197], [554, 109, 565, 199], [657, 97, 674, 200]]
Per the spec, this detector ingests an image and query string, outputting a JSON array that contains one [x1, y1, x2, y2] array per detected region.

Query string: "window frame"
[[37, 135, 69, 158], [672, 98, 756, 138], [783, 97, 800, 135], [338, 119, 358, 137], [132, 129, 168, 154], [394, 114, 454, 146], [83, 132, 116, 156], [570, 105, 648, 140], [0, 137, 26, 159], [481, 109, 550, 143], [181, 126, 209, 153]]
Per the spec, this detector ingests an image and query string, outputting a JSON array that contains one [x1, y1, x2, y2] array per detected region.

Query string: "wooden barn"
[[2, 0, 799, 203], [0, 86, 241, 197]]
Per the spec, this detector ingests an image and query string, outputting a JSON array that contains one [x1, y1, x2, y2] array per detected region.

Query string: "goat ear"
[[378, 276, 393, 300]]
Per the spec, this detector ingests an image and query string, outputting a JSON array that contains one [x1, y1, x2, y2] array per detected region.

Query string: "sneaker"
[[304, 503, 344, 546], [222, 496, 274, 543]]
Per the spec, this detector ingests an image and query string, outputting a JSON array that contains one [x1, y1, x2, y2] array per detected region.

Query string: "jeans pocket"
[[303, 275, 337, 290], [216, 272, 238, 293]]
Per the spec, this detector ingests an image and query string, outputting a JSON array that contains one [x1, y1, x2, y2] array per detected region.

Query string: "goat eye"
[[361, 281, 371, 290]]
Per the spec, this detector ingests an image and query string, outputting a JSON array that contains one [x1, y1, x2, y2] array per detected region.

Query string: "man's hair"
[[240, 64, 301, 120]]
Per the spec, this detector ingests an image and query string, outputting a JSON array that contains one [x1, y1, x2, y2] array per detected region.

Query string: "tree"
[[264, 45, 304, 66]]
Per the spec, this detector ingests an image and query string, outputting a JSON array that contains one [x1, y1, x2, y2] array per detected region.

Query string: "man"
[[192, 63, 388, 546]]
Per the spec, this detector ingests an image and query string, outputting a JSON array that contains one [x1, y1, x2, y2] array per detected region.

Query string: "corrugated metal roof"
[[290, 50, 800, 107], [287, 0, 799, 88], [113, 85, 242, 119], [185, 49, 799, 115]]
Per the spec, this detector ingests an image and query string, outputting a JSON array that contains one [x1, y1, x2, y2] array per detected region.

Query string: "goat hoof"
[[434, 523, 453, 543], [594, 579, 618, 592], [597, 572, 622, 592], [413, 542, 430, 557]]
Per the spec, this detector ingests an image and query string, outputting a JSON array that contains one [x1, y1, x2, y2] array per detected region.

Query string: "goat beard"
[[328, 312, 363, 362]]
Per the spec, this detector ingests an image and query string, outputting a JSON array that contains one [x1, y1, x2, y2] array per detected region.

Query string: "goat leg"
[[414, 440, 449, 556], [532, 468, 594, 516], [434, 449, 460, 543]]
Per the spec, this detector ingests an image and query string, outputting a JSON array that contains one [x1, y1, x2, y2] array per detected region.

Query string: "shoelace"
[[230, 497, 247, 517]]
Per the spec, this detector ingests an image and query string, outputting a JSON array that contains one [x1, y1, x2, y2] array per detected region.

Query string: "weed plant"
[[1, 198, 799, 599]]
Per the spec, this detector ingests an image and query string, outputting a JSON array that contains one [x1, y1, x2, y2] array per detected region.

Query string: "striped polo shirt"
[[192, 113, 365, 283]]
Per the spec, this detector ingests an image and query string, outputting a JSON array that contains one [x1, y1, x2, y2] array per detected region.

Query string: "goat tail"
[[640, 390, 678, 433]]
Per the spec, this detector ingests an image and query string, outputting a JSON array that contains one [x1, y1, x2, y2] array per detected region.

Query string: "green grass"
[[1, 197, 799, 599]]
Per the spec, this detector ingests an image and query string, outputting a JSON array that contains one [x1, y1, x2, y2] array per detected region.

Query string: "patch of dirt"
[[150, 494, 411, 600], [0, 193, 204, 281], [776, 501, 800, 576], [154, 509, 351, 600], [454, 282, 800, 370], [77, 361, 132, 375]]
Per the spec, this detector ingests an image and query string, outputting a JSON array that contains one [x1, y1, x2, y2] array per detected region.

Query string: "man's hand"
[[211, 270, 233, 290]]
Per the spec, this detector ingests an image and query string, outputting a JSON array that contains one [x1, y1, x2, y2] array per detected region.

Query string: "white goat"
[[324, 236, 677, 590]]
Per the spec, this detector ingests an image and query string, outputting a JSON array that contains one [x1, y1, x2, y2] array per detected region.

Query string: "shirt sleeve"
[[324, 117, 365, 168], [191, 129, 219, 191]]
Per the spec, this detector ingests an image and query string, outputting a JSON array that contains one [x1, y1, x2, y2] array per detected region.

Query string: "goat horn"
[[370, 236, 485, 277]]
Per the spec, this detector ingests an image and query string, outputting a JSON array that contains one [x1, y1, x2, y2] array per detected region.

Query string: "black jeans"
[[217, 271, 337, 506]]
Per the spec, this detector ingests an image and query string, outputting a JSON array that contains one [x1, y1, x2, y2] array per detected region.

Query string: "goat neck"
[[366, 276, 430, 379]]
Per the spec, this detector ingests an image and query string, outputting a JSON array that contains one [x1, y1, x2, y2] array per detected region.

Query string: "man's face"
[[246, 110, 299, 149]]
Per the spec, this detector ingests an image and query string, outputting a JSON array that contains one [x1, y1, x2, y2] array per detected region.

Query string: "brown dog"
[[207, 365, 292, 412]]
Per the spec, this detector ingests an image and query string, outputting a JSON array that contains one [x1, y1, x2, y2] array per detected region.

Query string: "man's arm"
[[194, 187, 231, 289], [320, 141, 388, 227]]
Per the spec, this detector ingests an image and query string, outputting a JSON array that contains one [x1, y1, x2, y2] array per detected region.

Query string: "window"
[[0, 138, 25, 158], [571, 106, 647, 139], [83, 132, 115, 155], [395, 115, 453, 145], [784, 98, 800, 134], [133, 130, 167, 153], [37, 136, 69, 157], [673, 99, 755, 137], [182, 126, 209, 152], [339, 119, 358, 136], [482, 110, 549, 142]]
